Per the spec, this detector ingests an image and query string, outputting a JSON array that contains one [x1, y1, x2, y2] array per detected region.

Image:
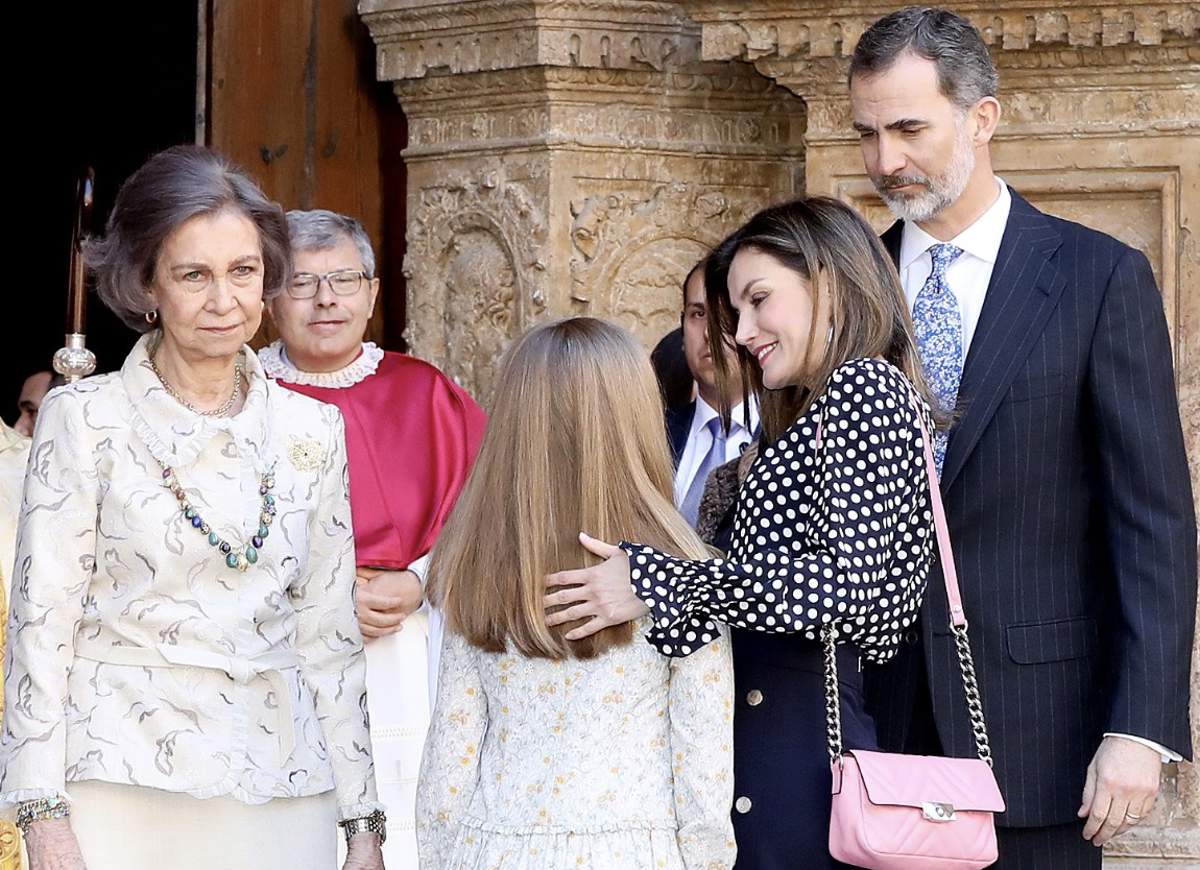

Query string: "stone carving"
[[566, 182, 763, 343], [362, 0, 701, 81], [804, 78, 1200, 142], [397, 64, 803, 158], [569, 182, 762, 345], [441, 227, 517, 395], [404, 171, 549, 397], [685, 1, 1199, 63]]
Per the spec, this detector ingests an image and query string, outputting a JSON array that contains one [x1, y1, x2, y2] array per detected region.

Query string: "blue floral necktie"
[[912, 243, 964, 475]]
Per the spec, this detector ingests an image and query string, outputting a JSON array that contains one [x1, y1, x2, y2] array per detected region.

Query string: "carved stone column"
[[683, 0, 1200, 863], [360, 0, 805, 399]]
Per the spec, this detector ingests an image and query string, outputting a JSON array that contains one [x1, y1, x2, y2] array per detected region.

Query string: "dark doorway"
[[8, 4, 198, 425]]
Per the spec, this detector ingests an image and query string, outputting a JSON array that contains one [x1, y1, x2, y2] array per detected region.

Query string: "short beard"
[[874, 117, 976, 224]]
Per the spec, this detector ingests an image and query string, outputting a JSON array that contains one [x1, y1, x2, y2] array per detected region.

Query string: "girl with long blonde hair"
[[416, 317, 736, 869]]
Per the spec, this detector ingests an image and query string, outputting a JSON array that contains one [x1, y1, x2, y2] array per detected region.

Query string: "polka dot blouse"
[[623, 358, 936, 663]]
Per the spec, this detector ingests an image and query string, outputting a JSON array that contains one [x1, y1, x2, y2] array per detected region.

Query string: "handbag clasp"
[[921, 802, 957, 822]]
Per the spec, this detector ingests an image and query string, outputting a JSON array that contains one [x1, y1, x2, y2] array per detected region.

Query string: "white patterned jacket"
[[0, 334, 382, 821]]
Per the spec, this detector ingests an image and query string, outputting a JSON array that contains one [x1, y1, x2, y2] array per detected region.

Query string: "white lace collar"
[[258, 340, 384, 388]]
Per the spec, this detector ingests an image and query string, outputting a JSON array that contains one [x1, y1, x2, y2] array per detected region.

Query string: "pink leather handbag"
[[821, 403, 1005, 870]]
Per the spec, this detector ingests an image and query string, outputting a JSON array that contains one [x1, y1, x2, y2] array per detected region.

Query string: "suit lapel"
[[665, 401, 695, 469], [881, 220, 903, 264], [939, 191, 1066, 490]]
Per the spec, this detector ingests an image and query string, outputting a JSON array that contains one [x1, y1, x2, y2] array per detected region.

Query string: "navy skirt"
[[730, 629, 877, 870]]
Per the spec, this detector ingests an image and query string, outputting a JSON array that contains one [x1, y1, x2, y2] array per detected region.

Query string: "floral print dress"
[[417, 619, 737, 869]]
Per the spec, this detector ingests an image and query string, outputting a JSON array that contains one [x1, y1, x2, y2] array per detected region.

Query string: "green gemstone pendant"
[[244, 546, 258, 564], [225, 552, 240, 569]]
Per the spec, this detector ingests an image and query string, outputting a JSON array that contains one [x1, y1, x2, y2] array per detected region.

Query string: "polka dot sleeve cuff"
[[624, 359, 937, 663]]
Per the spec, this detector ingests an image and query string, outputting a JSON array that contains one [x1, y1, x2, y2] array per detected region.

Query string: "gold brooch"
[[287, 437, 324, 472]]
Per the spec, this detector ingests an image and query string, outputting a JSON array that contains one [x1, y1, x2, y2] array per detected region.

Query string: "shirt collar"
[[258, 340, 383, 388], [691, 394, 760, 437], [899, 176, 1011, 273], [124, 332, 272, 472]]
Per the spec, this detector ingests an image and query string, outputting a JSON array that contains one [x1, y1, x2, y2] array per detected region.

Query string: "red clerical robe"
[[265, 346, 485, 569]]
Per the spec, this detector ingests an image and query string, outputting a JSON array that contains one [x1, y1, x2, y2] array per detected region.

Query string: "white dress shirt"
[[899, 177, 1010, 357], [673, 395, 760, 508], [899, 176, 1178, 764]]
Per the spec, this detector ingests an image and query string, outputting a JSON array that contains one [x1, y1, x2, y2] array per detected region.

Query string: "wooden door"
[[204, 0, 408, 349]]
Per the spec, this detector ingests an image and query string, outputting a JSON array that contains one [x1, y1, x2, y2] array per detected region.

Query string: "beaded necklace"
[[159, 462, 277, 571]]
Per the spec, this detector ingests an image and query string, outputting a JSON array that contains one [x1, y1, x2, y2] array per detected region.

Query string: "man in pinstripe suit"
[[850, 8, 1197, 868]]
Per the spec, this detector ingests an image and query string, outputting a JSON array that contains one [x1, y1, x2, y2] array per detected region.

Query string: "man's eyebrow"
[[886, 118, 926, 130], [852, 121, 875, 133]]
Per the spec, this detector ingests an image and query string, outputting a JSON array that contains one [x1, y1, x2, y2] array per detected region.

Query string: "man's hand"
[[355, 568, 423, 640], [1078, 735, 1162, 846]]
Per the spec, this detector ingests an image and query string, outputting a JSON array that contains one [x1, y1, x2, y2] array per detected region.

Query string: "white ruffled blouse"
[[0, 334, 382, 821]]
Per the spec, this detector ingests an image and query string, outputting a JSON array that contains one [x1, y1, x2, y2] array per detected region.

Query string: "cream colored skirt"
[[69, 780, 336, 870]]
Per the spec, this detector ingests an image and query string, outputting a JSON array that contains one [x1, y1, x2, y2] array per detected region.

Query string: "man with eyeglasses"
[[259, 209, 486, 870]]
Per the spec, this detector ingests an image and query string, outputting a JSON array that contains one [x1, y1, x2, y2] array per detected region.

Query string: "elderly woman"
[[0, 147, 385, 870], [259, 208, 485, 868]]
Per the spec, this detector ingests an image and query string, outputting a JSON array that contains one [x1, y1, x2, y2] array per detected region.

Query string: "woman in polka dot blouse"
[[545, 197, 944, 868]]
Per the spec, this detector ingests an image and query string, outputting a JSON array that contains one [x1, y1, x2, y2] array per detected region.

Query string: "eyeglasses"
[[287, 269, 369, 299]]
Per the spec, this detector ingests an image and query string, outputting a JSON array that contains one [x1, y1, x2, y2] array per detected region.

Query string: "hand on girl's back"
[[544, 532, 645, 639]]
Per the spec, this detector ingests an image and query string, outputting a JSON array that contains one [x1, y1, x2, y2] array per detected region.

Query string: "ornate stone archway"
[[361, 1, 1200, 862]]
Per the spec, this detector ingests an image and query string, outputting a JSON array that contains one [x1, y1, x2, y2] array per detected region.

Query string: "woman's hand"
[[23, 817, 88, 870], [544, 533, 646, 640], [355, 568, 423, 640], [342, 831, 384, 870]]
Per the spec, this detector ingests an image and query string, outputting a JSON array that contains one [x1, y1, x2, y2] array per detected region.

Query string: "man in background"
[[668, 261, 758, 529], [13, 371, 53, 437]]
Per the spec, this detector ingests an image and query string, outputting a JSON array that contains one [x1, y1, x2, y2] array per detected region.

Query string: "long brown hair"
[[428, 317, 709, 659], [704, 196, 943, 441]]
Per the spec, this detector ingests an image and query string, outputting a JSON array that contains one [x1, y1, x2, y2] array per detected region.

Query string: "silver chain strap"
[[822, 622, 995, 766], [952, 624, 994, 766], [818, 388, 995, 767], [823, 626, 843, 762]]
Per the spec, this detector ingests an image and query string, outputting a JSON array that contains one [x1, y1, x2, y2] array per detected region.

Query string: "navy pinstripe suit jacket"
[[864, 189, 1197, 828]]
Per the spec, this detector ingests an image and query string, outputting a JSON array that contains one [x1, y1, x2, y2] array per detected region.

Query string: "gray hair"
[[286, 209, 376, 278], [86, 145, 291, 333], [849, 6, 999, 110]]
